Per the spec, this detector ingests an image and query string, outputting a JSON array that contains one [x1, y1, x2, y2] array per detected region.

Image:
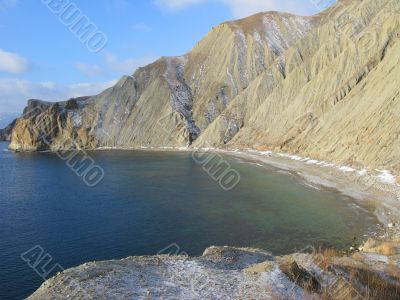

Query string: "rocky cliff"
[[8, 0, 400, 174], [29, 242, 400, 300]]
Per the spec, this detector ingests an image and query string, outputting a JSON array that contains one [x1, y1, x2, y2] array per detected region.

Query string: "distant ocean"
[[0, 141, 378, 299]]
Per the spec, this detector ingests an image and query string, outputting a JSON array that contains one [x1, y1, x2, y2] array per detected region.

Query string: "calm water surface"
[[0, 142, 378, 299]]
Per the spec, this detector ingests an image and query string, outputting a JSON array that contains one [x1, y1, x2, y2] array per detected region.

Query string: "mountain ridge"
[[7, 0, 400, 173]]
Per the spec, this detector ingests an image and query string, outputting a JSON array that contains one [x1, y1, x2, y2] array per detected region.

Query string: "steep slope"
[[8, 11, 317, 151], [195, 0, 400, 172], [8, 0, 400, 174], [241, 0, 400, 172]]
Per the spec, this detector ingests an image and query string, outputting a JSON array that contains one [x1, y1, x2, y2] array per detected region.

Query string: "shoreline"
[[5, 142, 400, 298], [221, 149, 400, 232], [6, 141, 400, 238], [93, 145, 400, 238]]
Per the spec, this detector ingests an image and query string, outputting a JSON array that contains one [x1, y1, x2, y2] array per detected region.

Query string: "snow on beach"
[[92, 144, 399, 225], [234, 148, 399, 187]]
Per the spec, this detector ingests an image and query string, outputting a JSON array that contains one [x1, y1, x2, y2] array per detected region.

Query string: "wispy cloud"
[[0, 78, 117, 114], [75, 63, 103, 77], [104, 52, 158, 74], [221, 0, 319, 17], [154, 0, 205, 11], [0, 52, 158, 113], [154, 0, 320, 17], [0, 49, 29, 74], [75, 53, 157, 77], [132, 22, 152, 32], [0, 0, 18, 10]]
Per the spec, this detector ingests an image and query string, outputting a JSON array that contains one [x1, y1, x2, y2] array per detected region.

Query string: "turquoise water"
[[0, 142, 378, 299]]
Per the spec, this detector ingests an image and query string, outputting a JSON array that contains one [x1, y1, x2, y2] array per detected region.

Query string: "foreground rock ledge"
[[29, 244, 400, 300]]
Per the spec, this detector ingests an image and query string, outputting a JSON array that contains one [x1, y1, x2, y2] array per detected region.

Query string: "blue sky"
[[0, 0, 334, 117]]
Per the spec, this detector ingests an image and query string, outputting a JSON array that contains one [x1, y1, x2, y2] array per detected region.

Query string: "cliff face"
[[195, 0, 400, 172], [8, 0, 400, 173]]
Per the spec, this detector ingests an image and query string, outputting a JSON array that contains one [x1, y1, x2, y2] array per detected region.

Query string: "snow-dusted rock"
[[28, 247, 309, 300]]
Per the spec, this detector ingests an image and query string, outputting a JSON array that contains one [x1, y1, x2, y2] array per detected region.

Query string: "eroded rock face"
[[8, 0, 400, 173], [8, 9, 318, 152], [9, 98, 96, 151]]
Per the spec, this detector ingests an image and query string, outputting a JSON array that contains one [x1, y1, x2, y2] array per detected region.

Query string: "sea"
[[0, 142, 378, 299]]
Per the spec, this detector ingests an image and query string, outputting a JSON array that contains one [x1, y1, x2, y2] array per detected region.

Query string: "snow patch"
[[71, 112, 82, 128], [357, 169, 368, 176], [339, 166, 356, 172], [375, 170, 397, 184]]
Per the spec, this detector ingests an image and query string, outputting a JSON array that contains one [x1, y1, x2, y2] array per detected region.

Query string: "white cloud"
[[0, 53, 158, 113], [104, 52, 158, 74], [154, 0, 319, 16], [75, 63, 103, 77], [0, 49, 29, 74], [75, 54, 157, 77], [0, 78, 117, 114]]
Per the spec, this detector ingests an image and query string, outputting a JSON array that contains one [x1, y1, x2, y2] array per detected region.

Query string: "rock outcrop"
[[28, 243, 400, 299], [8, 0, 400, 175]]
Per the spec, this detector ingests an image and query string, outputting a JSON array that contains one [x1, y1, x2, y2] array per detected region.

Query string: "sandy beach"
[[96, 144, 400, 238], [220, 148, 400, 237]]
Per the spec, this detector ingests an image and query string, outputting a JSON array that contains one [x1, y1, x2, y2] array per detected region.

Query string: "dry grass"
[[373, 243, 398, 256], [255, 145, 270, 151], [363, 239, 399, 256], [319, 248, 340, 259], [279, 260, 321, 294], [312, 248, 341, 270], [278, 248, 400, 300], [344, 265, 400, 300]]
